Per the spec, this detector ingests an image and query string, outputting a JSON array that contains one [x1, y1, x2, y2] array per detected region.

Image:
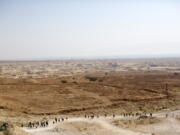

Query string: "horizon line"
[[0, 55, 180, 62]]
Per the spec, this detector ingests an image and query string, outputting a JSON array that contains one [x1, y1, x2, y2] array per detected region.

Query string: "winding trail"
[[22, 109, 180, 135]]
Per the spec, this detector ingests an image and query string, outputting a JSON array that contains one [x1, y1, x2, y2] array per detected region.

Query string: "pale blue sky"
[[0, 0, 180, 60]]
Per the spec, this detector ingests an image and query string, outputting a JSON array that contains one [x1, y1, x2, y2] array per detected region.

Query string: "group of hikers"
[[84, 114, 116, 119], [24, 112, 155, 129], [26, 121, 49, 128], [52, 117, 68, 124], [84, 112, 153, 119], [25, 117, 68, 129], [122, 112, 153, 117]]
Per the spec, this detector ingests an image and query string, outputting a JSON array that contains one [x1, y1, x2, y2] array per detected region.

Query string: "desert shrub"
[[0, 123, 8, 132], [98, 79, 103, 82], [72, 81, 77, 84], [61, 80, 67, 83], [174, 72, 179, 75], [85, 76, 97, 81]]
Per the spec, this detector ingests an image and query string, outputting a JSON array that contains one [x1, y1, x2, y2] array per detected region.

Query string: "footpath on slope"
[[22, 109, 180, 135]]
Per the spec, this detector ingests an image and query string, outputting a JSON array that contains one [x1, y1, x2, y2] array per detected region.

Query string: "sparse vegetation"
[[113, 117, 162, 128], [85, 76, 98, 81], [61, 80, 67, 83], [0, 71, 179, 116]]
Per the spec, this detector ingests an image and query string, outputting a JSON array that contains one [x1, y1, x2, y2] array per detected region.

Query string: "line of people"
[[22, 111, 180, 130], [26, 121, 49, 128], [83, 113, 153, 119], [23, 113, 155, 129], [52, 117, 68, 124], [84, 114, 116, 119], [122, 112, 153, 117], [23, 117, 68, 129]]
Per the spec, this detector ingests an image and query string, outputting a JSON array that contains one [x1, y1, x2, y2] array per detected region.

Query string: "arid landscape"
[[1, 0, 180, 134], [0, 58, 180, 135]]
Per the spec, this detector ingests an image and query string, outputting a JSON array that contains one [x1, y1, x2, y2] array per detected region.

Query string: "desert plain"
[[0, 58, 180, 135]]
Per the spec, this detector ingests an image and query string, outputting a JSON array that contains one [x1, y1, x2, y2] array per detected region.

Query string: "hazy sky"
[[0, 0, 180, 60]]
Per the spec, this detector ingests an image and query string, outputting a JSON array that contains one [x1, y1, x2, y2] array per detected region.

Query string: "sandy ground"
[[22, 110, 180, 135], [136, 117, 180, 135], [24, 118, 150, 135]]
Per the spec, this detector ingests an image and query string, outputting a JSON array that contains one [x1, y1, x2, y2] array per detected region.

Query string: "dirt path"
[[24, 118, 150, 135], [22, 109, 180, 135]]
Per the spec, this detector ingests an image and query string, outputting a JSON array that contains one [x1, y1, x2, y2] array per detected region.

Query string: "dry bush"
[[85, 76, 97, 81], [61, 80, 67, 83]]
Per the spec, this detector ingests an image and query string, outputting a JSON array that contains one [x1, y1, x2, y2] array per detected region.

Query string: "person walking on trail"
[[55, 117, 57, 123], [46, 121, 49, 126], [62, 118, 64, 121]]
